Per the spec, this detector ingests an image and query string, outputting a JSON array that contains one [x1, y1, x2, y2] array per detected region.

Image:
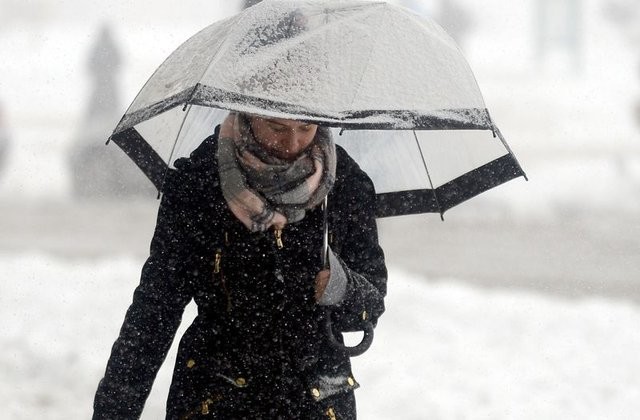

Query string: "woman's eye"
[[269, 125, 287, 133]]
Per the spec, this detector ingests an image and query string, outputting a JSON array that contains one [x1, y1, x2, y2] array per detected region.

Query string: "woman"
[[93, 112, 387, 419]]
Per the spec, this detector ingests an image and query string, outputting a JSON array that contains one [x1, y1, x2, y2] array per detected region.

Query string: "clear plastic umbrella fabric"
[[109, 0, 526, 217]]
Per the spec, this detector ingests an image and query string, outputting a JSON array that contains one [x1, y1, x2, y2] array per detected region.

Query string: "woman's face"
[[249, 116, 318, 161]]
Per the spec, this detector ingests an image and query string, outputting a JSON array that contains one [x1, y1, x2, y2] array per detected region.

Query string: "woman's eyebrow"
[[264, 119, 288, 127], [264, 119, 311, 129]]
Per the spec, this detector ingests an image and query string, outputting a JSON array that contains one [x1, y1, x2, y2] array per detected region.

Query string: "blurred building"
[[535, 0, 584, 73], [69, 24, 157, 198], [0, 0, 52, 31], [604, 0, 640, 128], [0, 101, 9, 176], [604, 0, 640, 44], [400, 0, 474, 50], [436, 0, 474, 50]]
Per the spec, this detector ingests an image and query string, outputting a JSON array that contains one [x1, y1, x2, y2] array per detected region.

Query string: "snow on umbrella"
[[108, 0, 526, 218]]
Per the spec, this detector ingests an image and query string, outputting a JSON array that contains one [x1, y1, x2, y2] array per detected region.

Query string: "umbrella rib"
[[160, 103, 195, 191], [191, 13, 246, 103], [412, 130, 443, 218], [344, 6, 386, 111], [488, 115, 528, 181]]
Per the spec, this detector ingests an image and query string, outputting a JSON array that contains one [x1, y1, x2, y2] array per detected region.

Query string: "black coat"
[[93, 130, 387, 419]]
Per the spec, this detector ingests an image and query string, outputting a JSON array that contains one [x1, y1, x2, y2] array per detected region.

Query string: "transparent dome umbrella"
[[109, 0, 526, 217], [107, 0, 527, 355]]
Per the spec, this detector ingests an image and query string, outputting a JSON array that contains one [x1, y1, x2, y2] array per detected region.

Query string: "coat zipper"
[[213, 249, 231, 311], [201, 399, 211, 415], [274, 228, 284, 249], [326, 407, 337, 420], [213, 249, 222, 274]]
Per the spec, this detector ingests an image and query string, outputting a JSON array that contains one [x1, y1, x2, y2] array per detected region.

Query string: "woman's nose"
[[284, 132, 304, 150]]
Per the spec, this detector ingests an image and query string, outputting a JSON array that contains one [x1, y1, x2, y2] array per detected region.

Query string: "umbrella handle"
[[325, 308, 374, 357], [321, 197, 374, 357]]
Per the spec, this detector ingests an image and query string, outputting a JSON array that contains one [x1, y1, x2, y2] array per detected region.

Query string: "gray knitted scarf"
[[217, 113, 336, 232]]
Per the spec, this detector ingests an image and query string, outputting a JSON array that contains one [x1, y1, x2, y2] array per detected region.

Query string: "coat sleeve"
[[328, 153, 388, 333], [92, 169, 198, 420]]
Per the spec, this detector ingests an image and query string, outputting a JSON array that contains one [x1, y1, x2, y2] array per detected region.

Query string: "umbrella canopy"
[[109, 0, 526, 217]]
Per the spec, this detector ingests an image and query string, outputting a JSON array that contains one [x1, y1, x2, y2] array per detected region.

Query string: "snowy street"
[[2, 250, 640, 419], [2, 199, 639, 302], [1, 198, 639, 418]]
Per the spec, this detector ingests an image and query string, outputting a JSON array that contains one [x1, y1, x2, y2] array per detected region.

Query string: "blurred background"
[[1, 0, 639, 419]]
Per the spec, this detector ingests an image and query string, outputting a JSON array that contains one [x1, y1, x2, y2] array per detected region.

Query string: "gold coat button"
[[186, 359, 196, 369], [362, 310, 368, 321], [235, 377, 247, 387], [347, 376, 355, 387], [311, 388, 321, 399]]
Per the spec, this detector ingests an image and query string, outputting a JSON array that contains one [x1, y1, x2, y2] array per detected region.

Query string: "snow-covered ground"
[[2, 254, 640, 419]]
